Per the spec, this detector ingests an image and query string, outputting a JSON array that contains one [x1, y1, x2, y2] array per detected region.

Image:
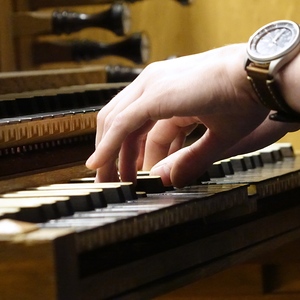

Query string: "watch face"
[[247, 20, 300, 62]]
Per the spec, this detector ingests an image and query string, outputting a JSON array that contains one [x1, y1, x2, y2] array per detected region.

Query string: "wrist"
[[244, 20, 300, 122], [224, 44, 262, 105], [278, 53, 300, 115]]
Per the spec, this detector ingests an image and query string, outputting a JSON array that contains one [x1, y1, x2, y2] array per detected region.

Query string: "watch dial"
[[249, 20, 300, 60]]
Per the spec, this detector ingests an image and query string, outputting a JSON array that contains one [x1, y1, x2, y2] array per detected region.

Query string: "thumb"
[[150, 130, 229, 187]]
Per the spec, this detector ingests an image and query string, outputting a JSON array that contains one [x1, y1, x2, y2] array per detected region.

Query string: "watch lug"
[[269, 44, 300, 76], [269, 56, 286, 76], [244, 57, 251, 69]]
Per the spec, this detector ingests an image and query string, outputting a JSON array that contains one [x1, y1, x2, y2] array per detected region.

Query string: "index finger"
[[94, 80, 145, 146], [86, 100, 155, 170]]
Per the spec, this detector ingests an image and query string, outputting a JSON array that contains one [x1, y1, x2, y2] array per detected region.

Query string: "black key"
[[100, 186, 126, 203], [208, 162, 225, 178], [277, 143, 295, 158], [259, 148, 282, 163], [247, 152, 264, 168], [230, 156, 248, 172], [243, 155, 256, 169], [195, 171, 210, 183], [220, 159, 234, 175], [117, 182, 138, 200], [136, 176, 165, 193]]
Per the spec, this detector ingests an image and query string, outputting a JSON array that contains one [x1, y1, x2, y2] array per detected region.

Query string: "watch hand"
[[272, 30, 285, 44]]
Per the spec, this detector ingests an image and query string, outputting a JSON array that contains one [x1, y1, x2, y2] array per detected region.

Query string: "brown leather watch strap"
[[246, 64, 296, 114]]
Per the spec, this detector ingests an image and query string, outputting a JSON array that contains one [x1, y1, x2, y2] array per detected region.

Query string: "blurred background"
[[2, 0, 299, 149]]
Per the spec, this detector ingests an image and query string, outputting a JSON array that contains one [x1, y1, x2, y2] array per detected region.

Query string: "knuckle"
[[111, 112, 126, 130], [142, 61, 162, 76]]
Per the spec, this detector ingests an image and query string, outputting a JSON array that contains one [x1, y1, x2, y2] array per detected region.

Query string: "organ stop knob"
[[33, 32, 150, 64], [52, 3, 131, 36]]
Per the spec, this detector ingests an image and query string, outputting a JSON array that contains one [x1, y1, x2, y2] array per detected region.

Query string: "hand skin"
[[86, 43, 300, 188]]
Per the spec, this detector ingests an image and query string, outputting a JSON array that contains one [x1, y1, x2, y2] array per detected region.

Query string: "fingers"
[[94, 81, 145, 147], [86, 53, 227, 174], [118, 132, 148, 184], [142, 118, 199, 170], [150, 129, 233, 187], [86, 77, 156, 182], [87, 77, 187, 171], [85, 45, 271, 186], [136, 135, 147, 170], [95, 159, 119, 183]]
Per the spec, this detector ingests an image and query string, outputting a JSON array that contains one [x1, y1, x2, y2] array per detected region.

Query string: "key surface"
[[0, 198, 47, 223], [37, 183, 126, 203], [71, 175, 170, 195], [1, 195, 73, 218], [0, 219, 38, 237], [34, 185, 107, 208], [3, 190, 94, 212], [67, 181, 138, 201], [38, 182, 137, 202], [0, 196, 73, 220]]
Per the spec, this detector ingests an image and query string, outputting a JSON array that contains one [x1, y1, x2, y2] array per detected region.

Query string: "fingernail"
[[86, 153, 95, 168], [151, 162, 169, 174], [151, 163, 172, 186]]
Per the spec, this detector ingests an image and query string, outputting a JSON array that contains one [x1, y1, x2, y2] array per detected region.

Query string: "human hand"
[[86, 44, 299, 187]]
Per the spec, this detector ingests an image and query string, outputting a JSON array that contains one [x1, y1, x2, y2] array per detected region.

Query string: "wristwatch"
[[245, 20, 300, 122]]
